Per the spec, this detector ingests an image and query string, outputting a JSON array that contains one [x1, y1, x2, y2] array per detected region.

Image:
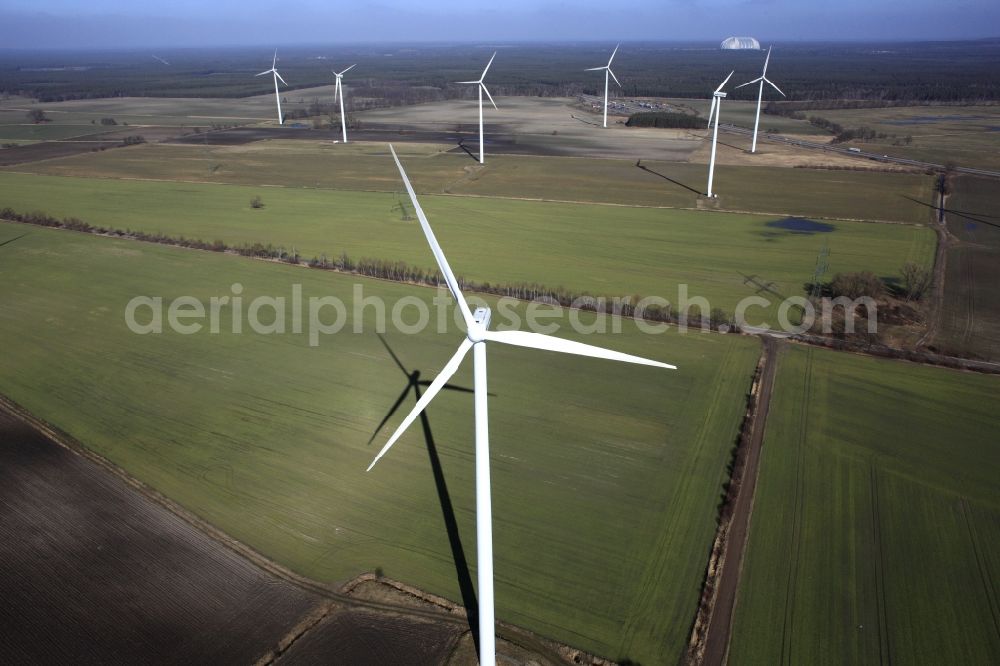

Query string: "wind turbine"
[[456, 53, 497, 165], [736, 47, 785, 153], [368, 145, 676, 666], [584, 44, 621, 128], [706, 70, 734, 199], [332, 64, 356, 143], [256, 50, 287, 125]]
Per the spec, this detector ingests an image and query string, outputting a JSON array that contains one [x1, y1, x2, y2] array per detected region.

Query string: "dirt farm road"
[[701, 336, 781, 665]]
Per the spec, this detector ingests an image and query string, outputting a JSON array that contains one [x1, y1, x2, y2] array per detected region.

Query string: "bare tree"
[[900, 262, 932, 301]]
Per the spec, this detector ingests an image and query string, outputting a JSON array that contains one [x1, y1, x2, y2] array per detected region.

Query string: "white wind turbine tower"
[[332, 64, 356, 143], [736, 47, 785, 153], [256, 50, 288, 125], [706, 70, 734, 199], [585, 44, 621, 128], [457, 53, 497, 165], [368, 145, 676, 666]]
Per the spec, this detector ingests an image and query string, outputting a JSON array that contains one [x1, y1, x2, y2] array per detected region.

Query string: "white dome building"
[[721, 36, 761, 50]]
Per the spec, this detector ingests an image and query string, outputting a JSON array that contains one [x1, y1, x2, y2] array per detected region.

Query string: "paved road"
[[578, 97, 1000, 178], [720, 124, 1000, 178]]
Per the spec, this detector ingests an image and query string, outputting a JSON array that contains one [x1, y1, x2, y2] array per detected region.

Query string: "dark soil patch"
[[0, 140, 123, 165], [766, 217, 836, 234], [0, 406, 324, 664], [275, 608, 463, 665], [167, 124, 568, 157]]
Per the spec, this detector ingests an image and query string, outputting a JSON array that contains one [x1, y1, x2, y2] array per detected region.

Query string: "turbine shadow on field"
[[901, 194, 1000, 230], [635, 161, 701, 195], [456, 138, 480, 162], [0, 232, 29, 248], [370, 334, 481, 651]]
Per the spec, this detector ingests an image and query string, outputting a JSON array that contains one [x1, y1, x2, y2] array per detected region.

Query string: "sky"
[[1, 1, 999, 49]]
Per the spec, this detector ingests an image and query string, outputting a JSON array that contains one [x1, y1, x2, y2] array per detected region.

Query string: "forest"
[[2, 39, 998, 106]]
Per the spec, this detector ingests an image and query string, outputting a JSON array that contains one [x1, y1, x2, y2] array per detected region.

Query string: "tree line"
[[0, 207, 935, 343], [625, 111, 704, 129], [0, 206, 731, 332]]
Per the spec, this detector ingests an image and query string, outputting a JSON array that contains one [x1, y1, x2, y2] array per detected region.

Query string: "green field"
[[0, 96, 274, 128], [730, 345, 1000, 664], [0, 171, 936, 323], [0, 120, 112, 142], [936, 175, 1000, 360], [0, 221, 761, 663], [7, 138, 939, 223]]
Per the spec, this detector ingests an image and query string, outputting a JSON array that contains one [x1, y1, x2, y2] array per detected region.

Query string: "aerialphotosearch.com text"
[[124, 282, 878, 346]]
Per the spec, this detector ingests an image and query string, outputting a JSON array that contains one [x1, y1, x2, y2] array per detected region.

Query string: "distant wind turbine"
[[736, 47, 785, 153], [706, 70, 734, 198], [368, 144, 676, 666], [585, 44, 621, 128], [256, 50, 287, 125], [456, 53, 497, 164], [152, 55, 170, 66], [332, 64, 356, 143]]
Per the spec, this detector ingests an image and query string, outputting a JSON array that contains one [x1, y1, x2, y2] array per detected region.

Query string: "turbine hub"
[[467, 307, 492, 343]]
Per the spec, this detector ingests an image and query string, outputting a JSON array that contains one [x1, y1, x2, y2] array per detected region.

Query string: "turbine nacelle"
[[333, 64, 357, 80], [467, 307, 492, 343]]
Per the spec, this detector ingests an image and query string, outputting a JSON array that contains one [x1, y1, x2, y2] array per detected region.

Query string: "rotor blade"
[[708, 96, 718, 127], [765, 78, 786, 97], [607, 43, 620, 67], [273, 50, 277, 69], [483, 330, 675, 370], [608, 67, 621, 87], [275, 70, 287, 86], [456, 80, 480, 84], [715, 70, 735, 93], [584, 66, 607, 72], [367, 339, 473, 471], [481, 83, 498, 110], [388, 145, 474, 326], [377, 333, 409, 376], [480, 51, 496, 81], [762, 46, 772, 76], [255, 70, 272, 77], [367, 384, 414, 446], [338, 64, 357, 76], [735, 77, 763, 89]]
